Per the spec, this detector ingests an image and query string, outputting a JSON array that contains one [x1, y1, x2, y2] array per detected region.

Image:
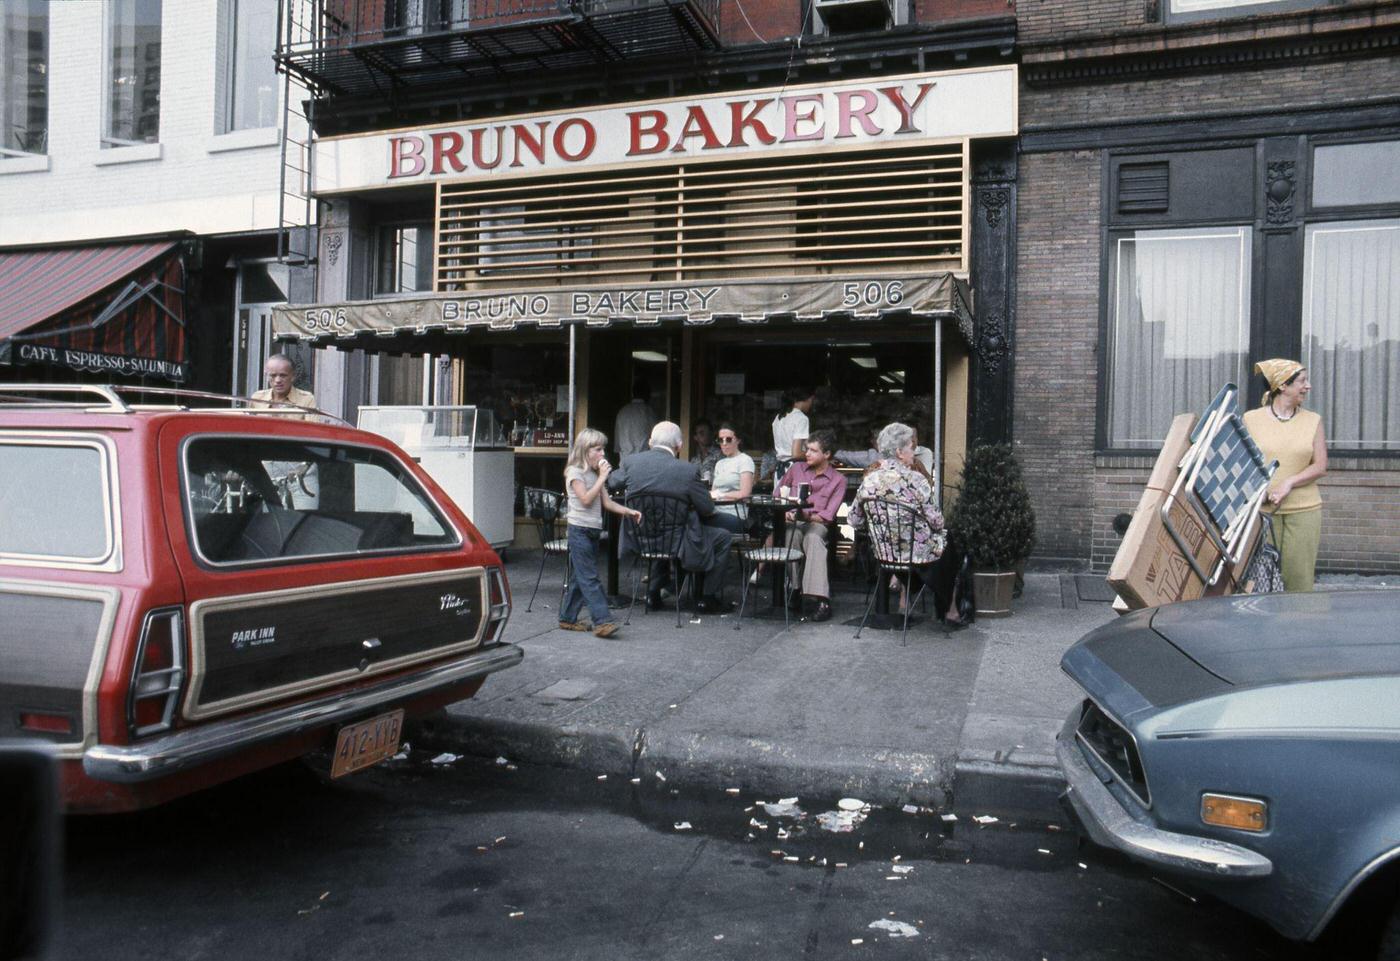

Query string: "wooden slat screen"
[[435, 141, 967, 290]]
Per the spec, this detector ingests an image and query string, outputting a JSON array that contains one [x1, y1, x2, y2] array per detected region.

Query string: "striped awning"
[[0, 241, 178, 340], [0, 241, 189, 382], [273, 273, 975, 348]]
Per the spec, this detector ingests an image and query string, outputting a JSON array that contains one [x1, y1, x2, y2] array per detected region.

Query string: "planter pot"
[[972, 569, 1017, 617]]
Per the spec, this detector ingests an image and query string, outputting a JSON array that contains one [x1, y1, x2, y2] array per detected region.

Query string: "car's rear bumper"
[[83, 643, 522, 783], [1056, 728, 1273, 880]]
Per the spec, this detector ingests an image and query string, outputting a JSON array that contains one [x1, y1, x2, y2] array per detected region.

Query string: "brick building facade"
[[1015, 0, 1400, 573]]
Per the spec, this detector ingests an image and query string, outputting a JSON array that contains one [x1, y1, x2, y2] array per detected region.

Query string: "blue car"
[[1057, 590, 1400, 952]]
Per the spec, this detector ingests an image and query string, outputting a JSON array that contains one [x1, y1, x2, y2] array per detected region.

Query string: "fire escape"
[[273, 1, 722, 264]]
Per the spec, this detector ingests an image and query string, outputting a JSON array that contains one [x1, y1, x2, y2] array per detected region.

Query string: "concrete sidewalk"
[[423, 558, 1118, 812]]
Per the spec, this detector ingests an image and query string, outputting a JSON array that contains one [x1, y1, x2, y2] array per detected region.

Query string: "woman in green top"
[[1241, 359, 1328, 592]]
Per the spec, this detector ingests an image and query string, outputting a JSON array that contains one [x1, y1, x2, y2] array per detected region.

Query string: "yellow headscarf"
[[1254, 358, 1304, 406]]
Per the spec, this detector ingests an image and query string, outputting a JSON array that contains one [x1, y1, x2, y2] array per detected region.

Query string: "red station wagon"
[[0, 385, 519, 813]]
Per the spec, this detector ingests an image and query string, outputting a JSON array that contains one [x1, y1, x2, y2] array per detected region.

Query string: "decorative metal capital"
[[977, 310, 1009, 373], [1265, 161, 1297, 226], [978, 187, 1010, 229], [324, 231, 345, 266]]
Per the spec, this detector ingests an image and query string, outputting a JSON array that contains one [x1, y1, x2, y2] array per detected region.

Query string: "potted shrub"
[[946, 443, 1037, 616]]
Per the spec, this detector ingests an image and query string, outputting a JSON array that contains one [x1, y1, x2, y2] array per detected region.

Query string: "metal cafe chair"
[[853, 496, 941, 646], [622, 492, 693, 629], [734, 496, 804, 631], [521, 486, 569, 613]]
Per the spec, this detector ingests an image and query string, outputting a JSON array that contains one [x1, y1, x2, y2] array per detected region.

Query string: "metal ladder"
[[275, 0, 320, 267]]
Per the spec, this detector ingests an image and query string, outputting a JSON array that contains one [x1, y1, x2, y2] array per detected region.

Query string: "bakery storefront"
[[278, 65, 1015, 506]]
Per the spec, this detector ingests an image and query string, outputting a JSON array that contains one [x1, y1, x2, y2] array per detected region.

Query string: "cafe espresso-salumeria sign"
[[309, 65, 1017, 193]]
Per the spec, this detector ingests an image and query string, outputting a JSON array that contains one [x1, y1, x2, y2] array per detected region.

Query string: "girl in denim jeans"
[[560, 428, 641, 637]]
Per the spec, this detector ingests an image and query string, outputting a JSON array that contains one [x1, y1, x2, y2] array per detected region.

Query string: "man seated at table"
[[777, 429, 848, 623], [609, 421, 735, 615]]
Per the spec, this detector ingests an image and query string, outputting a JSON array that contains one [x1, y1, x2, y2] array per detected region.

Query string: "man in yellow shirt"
[[251, 354, 316, 414]]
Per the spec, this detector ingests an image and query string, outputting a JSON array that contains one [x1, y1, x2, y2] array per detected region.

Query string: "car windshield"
[[0, 440, 114, 564], [184, 437, 458, 565]]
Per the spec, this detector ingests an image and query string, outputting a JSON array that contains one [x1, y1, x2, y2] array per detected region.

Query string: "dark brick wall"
[[1018, 0, 1147, 43], [1022, 55, 1400, 128], [1012, 149, 1102, 563]]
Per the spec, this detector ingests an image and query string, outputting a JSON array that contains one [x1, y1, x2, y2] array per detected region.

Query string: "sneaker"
[[558, 620, 590, 632], [593, 622, 620, 638]]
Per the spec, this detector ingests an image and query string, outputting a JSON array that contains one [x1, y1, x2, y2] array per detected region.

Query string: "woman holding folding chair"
[[1243, 359, 1328, 592]]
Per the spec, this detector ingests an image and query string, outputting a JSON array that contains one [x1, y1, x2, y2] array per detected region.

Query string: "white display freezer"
[[357, 405, 516, 549]]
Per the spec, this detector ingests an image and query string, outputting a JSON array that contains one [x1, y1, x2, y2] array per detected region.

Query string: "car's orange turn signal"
[[1201, 793, 1269, 832]]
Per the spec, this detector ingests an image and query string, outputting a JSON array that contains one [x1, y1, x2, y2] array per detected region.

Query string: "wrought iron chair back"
[[521, 486, 568, 613], [854, 496, 939, 645], [622, 492, 693, 628]]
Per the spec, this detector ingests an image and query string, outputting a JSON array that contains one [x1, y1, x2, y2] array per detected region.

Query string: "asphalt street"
[[56, 753, 1338, 961]]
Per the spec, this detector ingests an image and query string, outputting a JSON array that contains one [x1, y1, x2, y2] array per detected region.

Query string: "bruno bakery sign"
[[310, 66, 1016, 194]]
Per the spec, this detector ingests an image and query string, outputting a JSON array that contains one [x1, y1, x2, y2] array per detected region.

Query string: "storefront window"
[[104, 0, 162, 148], [703, 335, 934, 463], [220, 0, 278, 132], [1105, 226, 1251, 449], [460, 342, 571, 449], [1303, 219, 1400, 451], [0, 0, 47, 156]]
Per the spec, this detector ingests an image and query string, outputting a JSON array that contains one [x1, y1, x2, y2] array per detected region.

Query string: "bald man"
[[251, 354, 316, 413]]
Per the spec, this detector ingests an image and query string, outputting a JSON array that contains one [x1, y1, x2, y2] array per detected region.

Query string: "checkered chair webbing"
[[1192, 413, 1272, 534]]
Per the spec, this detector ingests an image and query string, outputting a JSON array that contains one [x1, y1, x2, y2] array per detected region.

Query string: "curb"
[[417, 709, 1065, 814]]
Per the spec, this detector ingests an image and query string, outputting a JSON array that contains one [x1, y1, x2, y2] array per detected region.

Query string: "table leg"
[[769, 512, 788, 609]]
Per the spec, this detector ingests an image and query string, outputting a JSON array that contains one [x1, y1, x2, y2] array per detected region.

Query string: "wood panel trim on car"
[[182, 567, 492, 721], [0, 580, 121, 759]]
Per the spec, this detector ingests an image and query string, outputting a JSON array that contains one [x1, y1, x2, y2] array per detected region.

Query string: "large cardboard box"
[[1146, 413, 1197, 492], [1109, 486, 1222, 608], [1109, 409, 1265, 608]]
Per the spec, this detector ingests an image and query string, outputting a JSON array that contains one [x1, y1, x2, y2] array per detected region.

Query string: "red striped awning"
[[0, 240, 178, 341]]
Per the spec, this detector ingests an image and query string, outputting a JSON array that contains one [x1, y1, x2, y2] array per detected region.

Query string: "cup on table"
[[779, 485, 790, 501], [797, 482, 811, 506]]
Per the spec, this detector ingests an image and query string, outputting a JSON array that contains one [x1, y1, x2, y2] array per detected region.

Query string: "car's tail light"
[[482, 567, 511, 643], [128, 608, 186, 737], [1201, 793, 1268, 833], [18, 712, 74, 735]]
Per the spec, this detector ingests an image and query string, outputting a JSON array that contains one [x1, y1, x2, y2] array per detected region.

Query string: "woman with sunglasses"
[[707, 422, 753, 534]]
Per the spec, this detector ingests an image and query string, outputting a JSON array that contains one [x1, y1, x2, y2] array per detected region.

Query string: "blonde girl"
[[560, 429, 641, 637]]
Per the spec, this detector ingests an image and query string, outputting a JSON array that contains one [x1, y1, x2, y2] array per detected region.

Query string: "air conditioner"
[[813, 0, 894, 34]]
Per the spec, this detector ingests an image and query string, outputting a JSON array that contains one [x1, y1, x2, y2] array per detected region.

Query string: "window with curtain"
[[1303, 219, 1400, 452], [105, 0, 162, 147], [0, 0, 48, 156], [1106, 226, 1251, 449], [220, 0, 278, 132]]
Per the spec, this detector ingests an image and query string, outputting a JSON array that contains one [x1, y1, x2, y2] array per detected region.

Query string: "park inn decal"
[[309, 65, 1017, 193]]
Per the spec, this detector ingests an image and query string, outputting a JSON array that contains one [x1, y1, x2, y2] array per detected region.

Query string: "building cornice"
[[1022, 2, 1400, 84]]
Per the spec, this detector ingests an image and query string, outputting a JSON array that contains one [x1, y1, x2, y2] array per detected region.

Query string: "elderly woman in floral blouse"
[[849, 422, 966, 628]]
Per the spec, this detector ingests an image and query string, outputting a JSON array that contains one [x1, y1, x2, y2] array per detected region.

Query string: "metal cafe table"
[[742, 493, 802, 610]]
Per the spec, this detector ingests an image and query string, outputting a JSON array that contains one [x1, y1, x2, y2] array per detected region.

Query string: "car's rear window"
[[0, 442, 113, 563], [184, 436, 459, 565]]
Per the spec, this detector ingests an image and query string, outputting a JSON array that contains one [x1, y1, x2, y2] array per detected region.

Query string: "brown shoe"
[[593, 622, 620, 638], [559, 620, 591, 632]]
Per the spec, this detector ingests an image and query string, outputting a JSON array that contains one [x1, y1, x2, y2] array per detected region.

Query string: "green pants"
[[1269, 508, 1322, 593]]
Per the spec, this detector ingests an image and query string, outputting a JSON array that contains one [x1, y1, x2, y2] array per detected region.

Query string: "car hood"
[[1149, 590, 1400, 687]]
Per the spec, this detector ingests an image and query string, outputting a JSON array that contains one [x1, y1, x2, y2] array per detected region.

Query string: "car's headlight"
[[1201, 793, 1269, 832]]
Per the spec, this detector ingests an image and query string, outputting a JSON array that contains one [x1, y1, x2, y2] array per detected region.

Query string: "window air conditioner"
[[813, 0, 894, 34]]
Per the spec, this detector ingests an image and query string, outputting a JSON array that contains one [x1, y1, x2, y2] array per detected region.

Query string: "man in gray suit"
[[610, 421, 734, 615]]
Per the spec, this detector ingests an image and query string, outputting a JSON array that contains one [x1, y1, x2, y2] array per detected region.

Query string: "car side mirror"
[[0, 743, 58, 961]]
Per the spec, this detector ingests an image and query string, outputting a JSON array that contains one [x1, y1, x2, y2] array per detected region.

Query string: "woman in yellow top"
[[1241, 359, 1328, 591]]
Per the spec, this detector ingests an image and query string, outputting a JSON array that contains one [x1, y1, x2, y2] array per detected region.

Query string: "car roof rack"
[[0, 384, 346, 425]]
